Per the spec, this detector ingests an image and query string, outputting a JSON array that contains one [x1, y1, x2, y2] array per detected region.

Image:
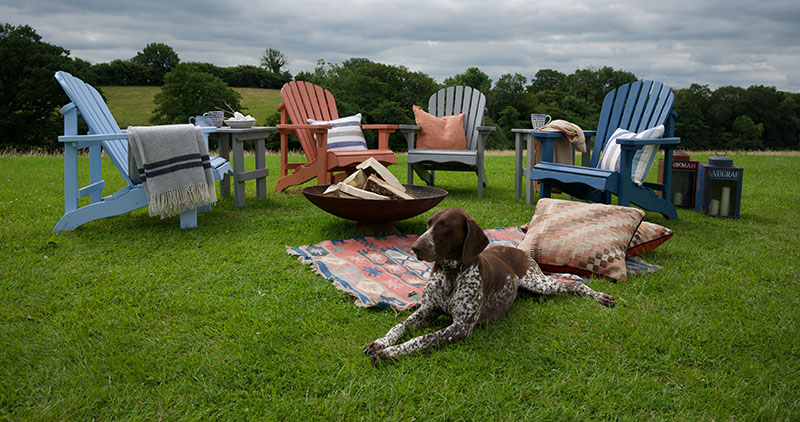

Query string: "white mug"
[[204, 111, 225, 128], [531, 113, 552, 130]]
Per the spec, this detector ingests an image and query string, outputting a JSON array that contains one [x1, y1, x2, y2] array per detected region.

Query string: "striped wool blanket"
[[127, 124, 216, 218]]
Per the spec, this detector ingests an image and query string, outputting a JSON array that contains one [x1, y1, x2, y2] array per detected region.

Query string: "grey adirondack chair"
[[53, 71, 233, 231], [528, 80, 680, 219], [400, 86, 495, 196]]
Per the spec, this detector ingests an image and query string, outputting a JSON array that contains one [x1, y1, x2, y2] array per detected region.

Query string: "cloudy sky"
[[4, 0, 799, 92]]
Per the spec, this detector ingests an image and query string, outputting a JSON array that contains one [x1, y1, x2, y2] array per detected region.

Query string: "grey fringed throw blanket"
[[127, 124, 217, 218]]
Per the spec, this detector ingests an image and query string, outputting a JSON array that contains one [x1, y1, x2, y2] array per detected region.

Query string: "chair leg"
[[407, 162, 414, 185], [540, 182, 552, 199], [180, 208, 198, 228]]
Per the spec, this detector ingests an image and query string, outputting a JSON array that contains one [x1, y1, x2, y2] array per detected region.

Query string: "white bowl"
[[224, 119, 256, 129]]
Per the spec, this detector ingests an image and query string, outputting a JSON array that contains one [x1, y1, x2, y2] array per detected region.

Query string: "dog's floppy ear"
[[461, 215, 489, 265]]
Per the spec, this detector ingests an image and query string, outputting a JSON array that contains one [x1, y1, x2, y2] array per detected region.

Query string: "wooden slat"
[[629, 80, 652, 132], [619, 80, 642, 130], [637, 81, 660, 132], [444, 86, 455, 116]]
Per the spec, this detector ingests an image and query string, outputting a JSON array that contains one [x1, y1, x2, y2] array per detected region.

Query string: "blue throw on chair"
[[52, 71, 232, 231], [528, 80, 680, 219]]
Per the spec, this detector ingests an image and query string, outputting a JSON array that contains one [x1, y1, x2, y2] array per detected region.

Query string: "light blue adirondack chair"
[[400, 86, 495, 197], [53, 71, 233, 231], [528, 80, 680, 219]]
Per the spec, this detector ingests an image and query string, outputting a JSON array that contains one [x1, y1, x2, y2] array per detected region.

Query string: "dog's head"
[[411, 207, 489, 266]]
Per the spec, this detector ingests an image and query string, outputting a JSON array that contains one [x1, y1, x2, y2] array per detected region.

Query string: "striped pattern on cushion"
[[518, 198, 644, 281], [597, 125, 665, 185], [308, 113, 368, 151]]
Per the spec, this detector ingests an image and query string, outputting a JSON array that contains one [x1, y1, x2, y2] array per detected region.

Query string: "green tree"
[[528, 69, 565, 94], [443, 67, 492, 93], [488, 73, 528, 120], [0, 23, 87, 151], [260, 48, 288, 74], [728, 115, 763, 150], [131, 42, 180, 85], [674, 84, 713, 150], [150, 63, 242, 125]]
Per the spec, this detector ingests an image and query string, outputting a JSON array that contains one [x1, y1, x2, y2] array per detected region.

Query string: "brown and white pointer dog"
[[364, 207, 615, 363]]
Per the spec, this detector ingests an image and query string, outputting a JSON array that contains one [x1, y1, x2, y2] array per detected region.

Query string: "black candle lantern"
[[695, 156, 743, 218], [658, 151, 697, 208]]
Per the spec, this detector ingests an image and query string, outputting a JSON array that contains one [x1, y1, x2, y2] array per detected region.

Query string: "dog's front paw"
[[597, 293, 616, 307], [363, 340, 388, 356], [369, 347, 397, 365]]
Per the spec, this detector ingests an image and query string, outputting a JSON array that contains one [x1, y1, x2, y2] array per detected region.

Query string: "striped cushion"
[[598, 125, 665, 185], [308, 113, 368, 151], [518, 198, 644, 281], [630, 125, 664, 185]]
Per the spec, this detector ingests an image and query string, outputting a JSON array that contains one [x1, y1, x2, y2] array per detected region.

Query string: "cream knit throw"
[[539, 119, 587, 153], [127, 124, 216, 218]]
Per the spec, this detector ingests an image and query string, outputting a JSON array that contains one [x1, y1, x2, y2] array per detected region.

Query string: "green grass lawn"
[[101, 86, 282, 127], [1, 152, 799, 420]]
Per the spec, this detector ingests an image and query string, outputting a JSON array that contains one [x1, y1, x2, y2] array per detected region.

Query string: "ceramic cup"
[[189, 115, 212, 126], [531, 113, 552, 130], [204, 111, 225, 128]]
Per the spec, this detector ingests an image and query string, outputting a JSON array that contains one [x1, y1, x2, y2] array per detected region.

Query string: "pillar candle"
[[709, 199, 720, 216], [720, 186, 731, 217], [673, 192, 683, 205]]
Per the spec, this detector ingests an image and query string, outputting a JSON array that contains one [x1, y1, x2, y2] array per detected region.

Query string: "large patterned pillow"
[[518, 198, 645, 281], [308, 113, 368, 151], [597, 125, 665, 184], [627, 221, 674, 257]]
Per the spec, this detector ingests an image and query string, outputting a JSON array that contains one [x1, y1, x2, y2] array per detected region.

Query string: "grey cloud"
[[2, 0, 798, 91]]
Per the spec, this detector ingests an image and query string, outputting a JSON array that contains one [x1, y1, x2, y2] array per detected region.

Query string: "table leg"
[[526, 135, 534, 205], [233, 134, 246, 207], [255, 138, 266, 200], [219, 133, 231, 199]]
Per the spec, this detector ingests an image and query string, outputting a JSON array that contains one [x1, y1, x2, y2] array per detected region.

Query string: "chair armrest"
[[362, 124, 398, 149], [276, 123, 331, 131], [476, 125, 495, 134], [276, 123, 331, 138], [397, 124, 420, 132], [59, 133, 128, 150], [616, 137, 680, 147], [58, 132, 128, 143], [398, 125, 421, 150], [362, 124, 398, 131]]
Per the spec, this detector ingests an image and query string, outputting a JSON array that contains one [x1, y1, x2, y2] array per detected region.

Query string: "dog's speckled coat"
[[364, 207, 615, 363]]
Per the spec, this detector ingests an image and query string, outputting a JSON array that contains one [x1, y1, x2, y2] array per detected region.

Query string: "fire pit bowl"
[[302, 184, 448, 235]]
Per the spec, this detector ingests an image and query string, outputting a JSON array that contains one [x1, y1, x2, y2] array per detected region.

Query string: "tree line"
[[2, 23, 798, 152]]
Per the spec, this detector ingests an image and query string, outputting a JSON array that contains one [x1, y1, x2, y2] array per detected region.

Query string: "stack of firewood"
[[323, 157, 416, 200]]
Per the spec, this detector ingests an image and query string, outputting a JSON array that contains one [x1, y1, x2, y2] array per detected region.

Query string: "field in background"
[[100, 86, 282, 128]]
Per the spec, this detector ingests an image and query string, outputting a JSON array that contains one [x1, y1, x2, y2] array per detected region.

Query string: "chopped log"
[[336, 182, 390, 200], [356, 157, 405, 192], [342, 169, 368, 189], [364, 174, 415, 200]]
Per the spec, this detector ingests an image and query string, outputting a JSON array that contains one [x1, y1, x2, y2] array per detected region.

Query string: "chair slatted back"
[[55, 71, 132, 185], [428, 86, 487, 151], [279, 81, 339, 163], [591, 80, 675, 168]]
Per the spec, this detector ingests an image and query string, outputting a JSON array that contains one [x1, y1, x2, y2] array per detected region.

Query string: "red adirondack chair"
[[275, 81, 398, 191]]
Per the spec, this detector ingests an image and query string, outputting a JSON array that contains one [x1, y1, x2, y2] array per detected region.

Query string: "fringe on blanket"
[[149, 183, 217, 218]]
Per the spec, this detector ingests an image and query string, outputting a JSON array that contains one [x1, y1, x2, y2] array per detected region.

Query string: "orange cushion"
[[413, 105, 467, 150]]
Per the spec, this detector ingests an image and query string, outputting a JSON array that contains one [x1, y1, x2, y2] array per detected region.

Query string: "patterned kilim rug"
[[287, 227, 660, 311]]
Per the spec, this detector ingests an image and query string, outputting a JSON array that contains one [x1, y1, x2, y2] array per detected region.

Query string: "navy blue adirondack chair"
[[53, 71, 232, 231], [529, 80, 680, 219]]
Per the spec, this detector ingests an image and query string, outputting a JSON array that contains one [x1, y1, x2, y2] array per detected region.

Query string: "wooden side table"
[[213, 126, 276, 207]]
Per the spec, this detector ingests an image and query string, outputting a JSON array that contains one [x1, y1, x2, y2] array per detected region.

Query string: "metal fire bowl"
[[302, 184, 448, 234]]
